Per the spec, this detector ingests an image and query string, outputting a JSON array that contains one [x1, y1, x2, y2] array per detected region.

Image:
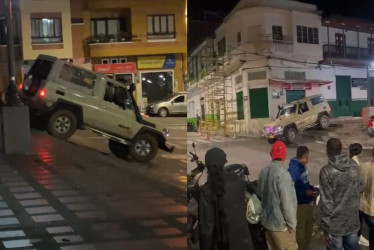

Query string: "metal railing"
[[323, 44, 374, 60], [89, 34, 132, 44]]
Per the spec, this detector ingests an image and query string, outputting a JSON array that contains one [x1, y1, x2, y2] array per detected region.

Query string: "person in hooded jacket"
[[319, 138, 362, 250], [198, 147, 254, 250]]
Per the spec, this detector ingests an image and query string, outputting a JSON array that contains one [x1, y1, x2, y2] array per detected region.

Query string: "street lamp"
[[4, 0, 22, 106]]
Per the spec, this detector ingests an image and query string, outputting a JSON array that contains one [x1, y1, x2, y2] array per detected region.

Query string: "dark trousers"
[[362, 212, 374, 250]]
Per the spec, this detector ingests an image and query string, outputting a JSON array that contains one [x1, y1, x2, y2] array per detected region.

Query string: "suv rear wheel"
[[158, 108, 168, 118], [47, 109, 77, 139], [129, 134, 158, 162], [284, 127, 298, 144], [318, 114, 330, 129], [109, 140, 129, 159]]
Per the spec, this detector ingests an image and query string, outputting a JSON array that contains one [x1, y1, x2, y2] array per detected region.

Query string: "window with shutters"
[[285, 71, 306, 80], [248, 71, 267, 81], [147, 15, 175, 40], [297, 25, 319, 44]]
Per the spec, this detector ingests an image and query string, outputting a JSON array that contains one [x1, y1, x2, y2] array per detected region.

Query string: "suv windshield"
[[279, 104, 297, 117]]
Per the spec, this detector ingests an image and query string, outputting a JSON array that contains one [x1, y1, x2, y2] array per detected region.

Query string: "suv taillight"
[[39, 89, 46, 98], [18, 83, 23, 90]]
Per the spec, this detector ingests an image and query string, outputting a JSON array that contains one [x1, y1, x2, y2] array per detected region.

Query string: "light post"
[[5, 0, 22, 106]]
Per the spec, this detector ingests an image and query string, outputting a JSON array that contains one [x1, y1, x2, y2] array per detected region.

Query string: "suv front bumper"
[[160, 141, 175, 153]]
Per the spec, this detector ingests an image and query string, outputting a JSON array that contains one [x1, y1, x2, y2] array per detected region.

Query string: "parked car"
[[18, 54, 174, 162], [145, 93, 187, 117], [263, 94, 332, 144]]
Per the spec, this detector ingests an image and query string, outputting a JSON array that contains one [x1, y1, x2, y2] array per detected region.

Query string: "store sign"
[[94, 63, 136, 74], [137, 55, 176, 69], [282, 83, 312, 90]]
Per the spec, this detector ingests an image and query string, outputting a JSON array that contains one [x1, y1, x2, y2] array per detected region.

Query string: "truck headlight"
[[274, 125, 283, 133], [163, 128, 170, 138]]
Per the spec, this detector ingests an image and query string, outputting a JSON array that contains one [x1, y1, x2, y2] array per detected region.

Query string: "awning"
[[269, 79, 332, 90]]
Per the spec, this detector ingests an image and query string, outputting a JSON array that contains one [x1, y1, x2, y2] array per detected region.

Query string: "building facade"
[[19, 0, 187, 109], [188, 0, 374, 135]]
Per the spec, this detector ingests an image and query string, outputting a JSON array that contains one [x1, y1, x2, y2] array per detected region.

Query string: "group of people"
[[197, 138, 374, 250]]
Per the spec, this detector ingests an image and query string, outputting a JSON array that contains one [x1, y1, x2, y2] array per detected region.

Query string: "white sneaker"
[[359, 235, 369, 247]]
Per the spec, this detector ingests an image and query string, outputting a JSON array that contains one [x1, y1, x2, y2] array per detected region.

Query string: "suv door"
[[172, 95, 185, 113], [295, 102, 311, 129], [94, 81, 137, 139]]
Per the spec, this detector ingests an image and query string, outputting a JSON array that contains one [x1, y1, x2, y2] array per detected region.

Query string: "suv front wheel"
[[129, 134, 158, 162], [284, 127, 298, 144], [47, 109, 77, 139], [318, 115, 330, 129]]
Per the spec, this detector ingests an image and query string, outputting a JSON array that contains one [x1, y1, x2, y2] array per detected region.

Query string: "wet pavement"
[[0, 123, 187, 249]]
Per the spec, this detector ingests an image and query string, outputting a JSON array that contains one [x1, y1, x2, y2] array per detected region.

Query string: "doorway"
[[336, 75, 352, 116], [286, 90, 305, 103]]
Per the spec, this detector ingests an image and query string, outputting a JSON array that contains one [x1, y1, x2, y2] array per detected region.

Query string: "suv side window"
[[174, 95, 184, 103], [59, 64, 96, 89], [310, 95, 325, 106], [299, 102, 309, 114], [104, 82, 132, 110]]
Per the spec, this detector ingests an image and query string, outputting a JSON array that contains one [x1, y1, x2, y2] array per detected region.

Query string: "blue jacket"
[[288, 158, 314, 205]]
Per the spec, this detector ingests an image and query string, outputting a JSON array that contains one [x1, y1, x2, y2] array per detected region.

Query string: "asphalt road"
[[0, 117, 187, 249]]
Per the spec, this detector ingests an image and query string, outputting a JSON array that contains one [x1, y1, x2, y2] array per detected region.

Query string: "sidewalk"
[[0, 131, 187, 249]]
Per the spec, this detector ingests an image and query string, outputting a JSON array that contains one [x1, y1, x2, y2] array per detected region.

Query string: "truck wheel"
[[109, 140, 129, 159], [47, 109, 77, 139], [318, 115, 330, 129], [158, 108, 168, 118], [284, 127, 298, 144], [129, 134, 158, 162]]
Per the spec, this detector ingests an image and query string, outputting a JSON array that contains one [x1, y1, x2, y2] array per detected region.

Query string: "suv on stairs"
[[263, 94, 332, 144], [18, 55, 174, 162]]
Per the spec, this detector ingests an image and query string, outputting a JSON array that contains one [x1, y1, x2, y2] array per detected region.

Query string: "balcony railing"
[[89, 34, 132, 44], [323, 44, 374, 60]]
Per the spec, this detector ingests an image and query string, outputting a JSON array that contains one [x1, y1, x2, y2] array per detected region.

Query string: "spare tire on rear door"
[[129, 134, 158, 162]]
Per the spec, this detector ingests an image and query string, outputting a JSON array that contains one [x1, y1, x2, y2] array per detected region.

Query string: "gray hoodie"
[[257, 160, 297, 231], [319, 154, 362, 236]]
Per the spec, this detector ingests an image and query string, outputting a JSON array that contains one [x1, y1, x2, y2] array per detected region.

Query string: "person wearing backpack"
[[288, 146, 319, 250], [258, 141, 298, 250]]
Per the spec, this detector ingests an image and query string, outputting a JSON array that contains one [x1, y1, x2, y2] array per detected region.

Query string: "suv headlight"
[[274, 125, 283, 133], [163, 128, 170, 138]]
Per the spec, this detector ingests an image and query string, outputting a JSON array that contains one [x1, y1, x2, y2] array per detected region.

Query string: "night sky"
[[189, 0, 374, 20]]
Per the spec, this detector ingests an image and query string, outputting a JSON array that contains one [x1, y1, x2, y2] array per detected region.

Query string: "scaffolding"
[[200, 41, 236, 137]]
